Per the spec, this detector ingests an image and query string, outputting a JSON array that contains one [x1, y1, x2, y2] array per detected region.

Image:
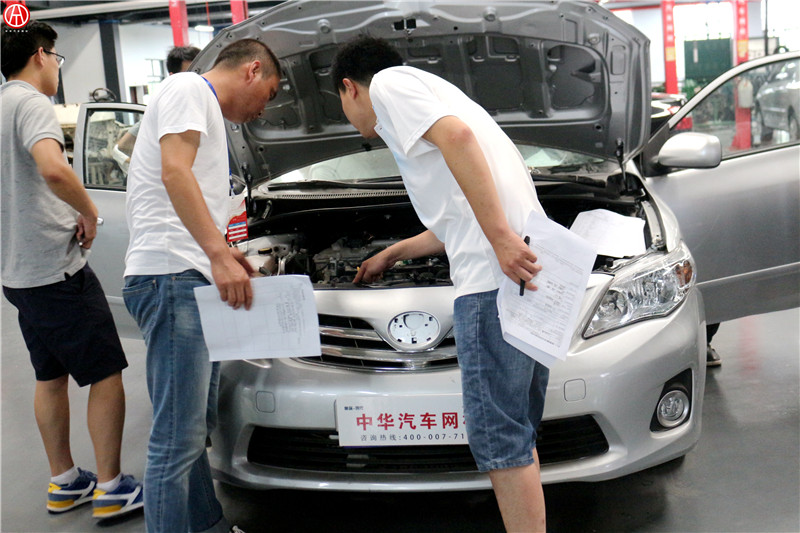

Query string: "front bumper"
[[209, 290, 705, 492]]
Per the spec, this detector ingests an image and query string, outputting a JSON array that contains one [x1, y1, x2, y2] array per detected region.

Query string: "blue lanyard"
[[200, 75, 233, 196], [201, 76, 218, 101]]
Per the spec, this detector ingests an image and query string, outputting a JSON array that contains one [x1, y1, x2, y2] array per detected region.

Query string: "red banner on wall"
[[661, 0, 678, 94], [733, 0, 749, 65]]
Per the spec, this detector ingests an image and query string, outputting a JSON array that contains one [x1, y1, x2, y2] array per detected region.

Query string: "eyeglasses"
[[42, 50, 65, 68]]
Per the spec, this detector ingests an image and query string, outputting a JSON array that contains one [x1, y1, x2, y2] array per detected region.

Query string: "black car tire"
[[788, 111, 799, 142], [753, 107, 773, 145]]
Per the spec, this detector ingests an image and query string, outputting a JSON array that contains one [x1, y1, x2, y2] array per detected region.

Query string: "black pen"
[[519, 235, 530, 296]]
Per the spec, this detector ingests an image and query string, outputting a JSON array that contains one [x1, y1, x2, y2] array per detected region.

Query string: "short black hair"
[[1, 21, 58, 79], [212, 38, 281, 79], [332, 36, 403, 92], [166, 45, 200, 74]]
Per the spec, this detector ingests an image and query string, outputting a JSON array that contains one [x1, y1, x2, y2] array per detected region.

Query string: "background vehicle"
[[753, 58, 799, 142], [651, 92, 688, 132], [73, 2, 796, 492]]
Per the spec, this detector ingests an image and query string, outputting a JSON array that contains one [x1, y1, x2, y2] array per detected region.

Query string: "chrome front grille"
[[298, 314, 458, 372]]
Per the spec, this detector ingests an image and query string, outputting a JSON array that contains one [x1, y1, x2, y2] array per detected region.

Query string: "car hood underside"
[[190, 0, 651, 186]]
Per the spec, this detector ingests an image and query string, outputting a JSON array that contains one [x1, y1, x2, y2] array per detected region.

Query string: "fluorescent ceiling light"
[[194, 25, 214, 32]]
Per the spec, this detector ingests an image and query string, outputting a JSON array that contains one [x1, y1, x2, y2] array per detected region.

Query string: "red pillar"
[[733, 0, 749, 65], [169, 0, 189, 47], [730, 0, 752, 150], [661, 0, 678, 94], [231, 0, 249, 25]]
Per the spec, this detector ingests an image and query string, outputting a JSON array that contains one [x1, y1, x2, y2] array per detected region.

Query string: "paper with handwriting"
[[195, 275, 321, 361], [497, 210, 596, 367], [569, 209, 645, 258]]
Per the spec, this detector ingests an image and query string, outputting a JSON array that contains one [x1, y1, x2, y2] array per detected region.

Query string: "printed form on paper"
[[497, 210, 597, 367], [194, 275, 321, 361]]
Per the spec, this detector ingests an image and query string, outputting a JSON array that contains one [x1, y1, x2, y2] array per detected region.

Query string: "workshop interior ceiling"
[[24, 0, 707, 27], [25, 1, 283, 27]]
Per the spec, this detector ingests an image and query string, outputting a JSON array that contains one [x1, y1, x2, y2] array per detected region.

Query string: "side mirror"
[[657, 132, 722, 169]]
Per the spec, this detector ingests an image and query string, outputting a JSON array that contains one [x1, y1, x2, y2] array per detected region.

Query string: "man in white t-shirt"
[[123, 39, 280, 533], [333, 37, 548, 532]]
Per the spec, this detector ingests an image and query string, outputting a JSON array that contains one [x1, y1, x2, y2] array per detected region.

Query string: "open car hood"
[[191, 0, 650, 186]]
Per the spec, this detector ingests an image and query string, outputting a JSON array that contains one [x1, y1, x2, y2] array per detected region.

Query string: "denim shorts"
[[3, 264, 128, 386], [453, 289, 550, 472]]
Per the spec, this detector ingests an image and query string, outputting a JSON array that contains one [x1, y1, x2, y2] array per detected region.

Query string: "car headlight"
[[584, 242, 696, 338]]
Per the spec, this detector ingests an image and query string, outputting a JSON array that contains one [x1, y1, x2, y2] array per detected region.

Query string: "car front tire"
[[753, 107, 773, 145], [788, 111, 799, 142]]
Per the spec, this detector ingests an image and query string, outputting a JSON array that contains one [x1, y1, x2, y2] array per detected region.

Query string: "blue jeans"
[[454, 289, 550, 472], [123, 270, 228, 533]]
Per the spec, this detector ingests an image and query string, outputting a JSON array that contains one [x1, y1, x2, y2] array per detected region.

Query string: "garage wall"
[[43, 21, 211, 105], [118, 24, 213, 103], [629, 9, 666, 87], [614, 2, 765, 89], [50, 21, 105, 104], [764, 0, 800, 51], [29, 2, 797, 104]]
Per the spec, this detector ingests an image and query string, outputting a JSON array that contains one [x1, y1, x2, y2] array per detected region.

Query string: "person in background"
[[1, 21, 143, 520], [114, 45, 201, 162], [333, 36, 547, 532], [166, 45, 202, 77], [123, 38, 281, 533], [707, 323, 722, 366]]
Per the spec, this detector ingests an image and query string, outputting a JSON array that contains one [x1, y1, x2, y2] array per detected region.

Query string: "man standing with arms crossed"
[[123, 39, 281, 533], [1, 21, 142, 519], [333, 36, 548, 532]]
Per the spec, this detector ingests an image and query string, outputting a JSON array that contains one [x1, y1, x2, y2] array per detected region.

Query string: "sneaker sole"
[[93, 501, 144, 519], [47, 496, 93, 514]]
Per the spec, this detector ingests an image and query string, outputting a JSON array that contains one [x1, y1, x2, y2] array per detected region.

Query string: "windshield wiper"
[[267, 178, 405, 191], [353, 176, 403, 184], [543, 164, 584, 173], [531, 172, 606, 188]]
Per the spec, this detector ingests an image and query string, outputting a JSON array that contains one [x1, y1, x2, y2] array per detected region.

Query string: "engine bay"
[[238, 180, 651, 289]]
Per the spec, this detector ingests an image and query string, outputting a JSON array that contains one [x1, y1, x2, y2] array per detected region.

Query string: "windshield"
[[265, 145, 606, 187]]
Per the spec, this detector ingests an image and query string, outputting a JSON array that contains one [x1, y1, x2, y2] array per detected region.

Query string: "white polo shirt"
[[370, 66, 544, 298], [124, 73, 228, 282]]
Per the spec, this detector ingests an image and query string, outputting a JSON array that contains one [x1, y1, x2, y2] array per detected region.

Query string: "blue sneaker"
[[47, 468, 97, 513], [92, 474, 143, 519]]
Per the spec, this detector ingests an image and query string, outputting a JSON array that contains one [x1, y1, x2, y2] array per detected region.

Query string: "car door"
[[73, 102, 144, 337], [643, 53, 800, 324]]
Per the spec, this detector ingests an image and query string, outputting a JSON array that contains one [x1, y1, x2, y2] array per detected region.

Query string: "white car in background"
[[73, 1, 798, 492]]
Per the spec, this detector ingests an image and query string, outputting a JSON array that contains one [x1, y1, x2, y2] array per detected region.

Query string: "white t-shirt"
[[124, 73, 228, 282], [370, 67, 544, 298]]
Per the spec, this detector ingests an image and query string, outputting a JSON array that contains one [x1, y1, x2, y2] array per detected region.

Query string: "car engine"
[[238, 196, 451, 289], [241, 234, 450, 288], [238, 179, 653, 289]]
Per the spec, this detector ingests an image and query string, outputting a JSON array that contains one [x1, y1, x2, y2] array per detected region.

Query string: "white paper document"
[[569, 208, 646, 258], [497, 210, 597, 367], [194, 275, 321, 361]]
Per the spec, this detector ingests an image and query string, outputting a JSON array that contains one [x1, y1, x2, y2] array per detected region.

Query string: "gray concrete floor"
[[2, 297, 798, 533]]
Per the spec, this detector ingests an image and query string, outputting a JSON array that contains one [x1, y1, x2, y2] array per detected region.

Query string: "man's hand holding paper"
[[497, 210, 597, 367], [195, 275, 321, 361]]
